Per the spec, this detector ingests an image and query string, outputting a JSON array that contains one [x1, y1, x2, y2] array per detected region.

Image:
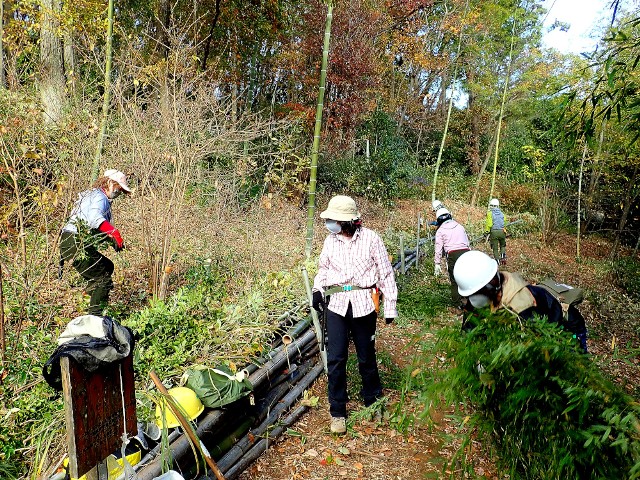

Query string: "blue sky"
[[541, 0, 612, 54]]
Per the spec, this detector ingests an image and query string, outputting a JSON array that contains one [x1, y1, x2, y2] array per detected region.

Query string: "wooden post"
[[416, 214, 421, 269], [400, 236, 405, 274], [61, 353, 137, 479]]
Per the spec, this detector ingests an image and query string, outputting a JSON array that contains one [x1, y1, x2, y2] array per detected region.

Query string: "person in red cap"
[[59, 169, 132, 315]]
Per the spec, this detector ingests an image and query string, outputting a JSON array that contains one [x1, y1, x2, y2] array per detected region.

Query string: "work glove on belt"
[[312, 290, 325, 313]]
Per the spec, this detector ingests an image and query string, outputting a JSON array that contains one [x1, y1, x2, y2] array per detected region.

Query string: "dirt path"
[[238, 313, 503, 480]]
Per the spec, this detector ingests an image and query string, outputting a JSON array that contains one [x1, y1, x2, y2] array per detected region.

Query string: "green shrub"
[[612, 257, 640, 300], [319, 109, 415, 203], [422, 310, 640, 479]]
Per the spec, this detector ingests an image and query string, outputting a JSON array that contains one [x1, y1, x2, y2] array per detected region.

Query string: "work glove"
[[434, 263, 442, 277], [99, 220, 124, 251], [312, 290, 325, 313], [385, 317, 394, 325]]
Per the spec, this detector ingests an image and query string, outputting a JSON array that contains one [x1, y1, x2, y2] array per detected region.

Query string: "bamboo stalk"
[[432, 38, 462, 201], [488, 21, 516, 202], [304, 2, 334, 259], [149, 371, 226, 480], [0, 262, 4, 362], [91, 0, 115, 180], [577, 142, 587, 261], [300, 266, 327, 372]]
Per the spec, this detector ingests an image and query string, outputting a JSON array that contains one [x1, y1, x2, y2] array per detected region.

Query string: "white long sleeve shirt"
[[313, 227, 398, 318]]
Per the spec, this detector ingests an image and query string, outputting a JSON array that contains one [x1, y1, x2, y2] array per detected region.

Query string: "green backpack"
[[185, 365, 253, 409], [538, 278, 584, 314]]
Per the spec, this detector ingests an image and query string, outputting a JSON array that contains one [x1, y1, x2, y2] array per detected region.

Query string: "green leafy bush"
[[319, 110, 414, 203], [423, 310, 640, 479], [612, 257, 640, 300]]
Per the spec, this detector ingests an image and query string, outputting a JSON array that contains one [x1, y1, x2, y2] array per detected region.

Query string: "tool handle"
[[149, 370, 226, 480]]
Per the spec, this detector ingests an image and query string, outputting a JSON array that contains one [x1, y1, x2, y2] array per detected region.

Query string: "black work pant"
[[326, 303, 381, 418], [447, 249, 469, 306], [60, 232, 114, 315]]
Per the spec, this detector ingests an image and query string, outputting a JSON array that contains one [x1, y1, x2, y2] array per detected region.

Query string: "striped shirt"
[[313, 227, 398, 319]]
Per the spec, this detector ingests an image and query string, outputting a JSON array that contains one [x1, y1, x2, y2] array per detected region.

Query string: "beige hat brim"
[[319, 209, 361, 221], [117, 181, 132, 193]]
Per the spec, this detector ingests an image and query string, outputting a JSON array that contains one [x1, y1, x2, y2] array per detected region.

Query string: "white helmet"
[[432, 199, 444, 211], [453, 251, 498, 297], [489, 198, 499, 207], [435, 207, 450, 218]]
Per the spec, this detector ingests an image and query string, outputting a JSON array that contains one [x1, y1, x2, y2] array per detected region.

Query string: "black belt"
[[447, 248, 470, 255]]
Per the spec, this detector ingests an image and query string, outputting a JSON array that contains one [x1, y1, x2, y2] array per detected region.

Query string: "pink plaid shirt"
[[313, 227, 398, 318]]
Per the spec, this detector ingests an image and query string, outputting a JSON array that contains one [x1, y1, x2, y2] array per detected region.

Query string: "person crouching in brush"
[[311, 195, 398, 435], [60, 169, 131, 315]]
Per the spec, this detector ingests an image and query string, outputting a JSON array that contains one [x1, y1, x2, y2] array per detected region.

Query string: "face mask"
[[468, 293, 491, 308], [108, 189, 122, 200], [325, 220, 342, 234]]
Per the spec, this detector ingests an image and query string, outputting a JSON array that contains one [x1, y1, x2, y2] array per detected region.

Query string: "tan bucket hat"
[[104, 169, 132, 192], [320, 195, 360, 221]]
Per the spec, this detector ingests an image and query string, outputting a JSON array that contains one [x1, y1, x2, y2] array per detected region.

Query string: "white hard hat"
[[320, 195, 360, 222], [489, 198, 499, 207], [104, 169, 132, 192], [435, 207, 450, 218], [432, 199, 444, 211], [453, 251, 498, 297]]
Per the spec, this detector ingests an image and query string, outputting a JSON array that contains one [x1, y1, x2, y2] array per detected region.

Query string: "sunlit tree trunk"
[[40, 0, 67, 123]]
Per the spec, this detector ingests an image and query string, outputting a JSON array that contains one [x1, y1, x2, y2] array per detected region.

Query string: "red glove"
[[98, 220, 124, 251]]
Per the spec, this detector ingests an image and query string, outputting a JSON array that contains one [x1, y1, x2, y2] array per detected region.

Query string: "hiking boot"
[[330, 416, 347, 434]]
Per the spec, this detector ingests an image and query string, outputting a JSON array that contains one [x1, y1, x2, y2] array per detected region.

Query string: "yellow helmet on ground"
[[155, 386, 204, 428]]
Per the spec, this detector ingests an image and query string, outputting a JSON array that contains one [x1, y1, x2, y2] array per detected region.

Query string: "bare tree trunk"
[[40, 0, 67, 123], [201, 0, 222, 71], [63, 25, 75, 97], [156, 0, 171, 58]]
